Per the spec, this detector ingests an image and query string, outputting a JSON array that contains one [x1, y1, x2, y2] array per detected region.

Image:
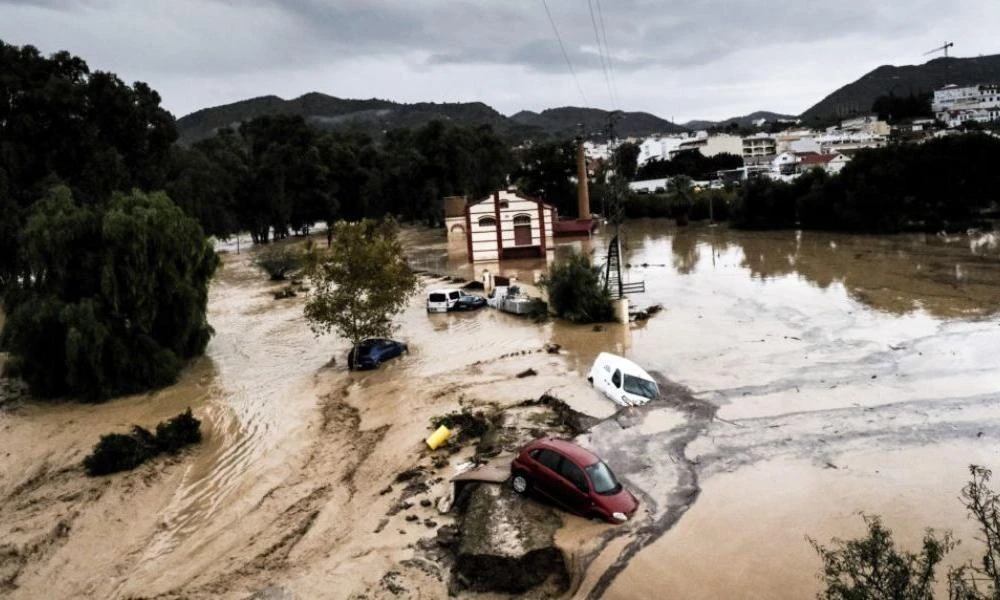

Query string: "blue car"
[[348, 338, 408, 370]]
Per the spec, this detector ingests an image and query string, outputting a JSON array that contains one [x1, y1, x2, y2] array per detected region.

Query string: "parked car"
[[587, 352, 658, 406], [347, 338, 408, 370], [510, 437, 639, 523], [427, 289, 461, 313], [451, 292, 487, 311]]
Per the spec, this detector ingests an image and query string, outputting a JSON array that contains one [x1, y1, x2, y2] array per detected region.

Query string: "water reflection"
[[405, 220, 1000, 319]]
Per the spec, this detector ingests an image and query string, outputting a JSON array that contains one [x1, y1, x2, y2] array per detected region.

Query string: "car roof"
[[428, 288, 458, 294], [530, 438, 600, 467], [593, 352, 657, 383]]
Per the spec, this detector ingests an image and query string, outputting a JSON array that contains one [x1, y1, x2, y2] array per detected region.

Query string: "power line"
[[539, 0, 589, 108], [586, 0, 615, 109], [594, 0, 619, 110]]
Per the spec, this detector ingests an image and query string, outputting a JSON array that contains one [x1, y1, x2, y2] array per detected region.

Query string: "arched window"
[[478, 216, 497, 227], [512, 214, 532, 225]]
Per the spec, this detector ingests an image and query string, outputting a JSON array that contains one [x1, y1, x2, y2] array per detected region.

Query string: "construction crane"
[[924, 41, 954, 58]]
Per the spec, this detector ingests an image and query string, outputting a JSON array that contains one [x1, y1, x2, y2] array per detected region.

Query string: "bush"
[[155, 408, 202, 454], [83, 426, 159, 476], [83, 409, 202, 476], [254, 244, 301, 280], [541, 250, 615, 323], [809, 514, 953, 600]]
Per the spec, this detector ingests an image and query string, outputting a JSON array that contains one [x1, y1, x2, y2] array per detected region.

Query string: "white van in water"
[[427, 289, 461, 313], [587, 352, 659, 406]]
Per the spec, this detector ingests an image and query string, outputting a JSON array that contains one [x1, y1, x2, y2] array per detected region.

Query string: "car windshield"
[[429, 293, 446, 302], [623, 374, 658, 400], [585, 461, 621, 495]]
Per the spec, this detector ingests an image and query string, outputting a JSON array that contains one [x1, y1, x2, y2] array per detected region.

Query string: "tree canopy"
[[0, 41, 178, 289], [304, 219, 417, 360], [636, 150, 743, 181], [1, 187, 218, 400], [733, 134, 1000, 233], [513, 140, 579, 216]]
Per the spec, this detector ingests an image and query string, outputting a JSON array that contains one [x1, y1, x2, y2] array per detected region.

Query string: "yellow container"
[[426, 425, 452, 450]]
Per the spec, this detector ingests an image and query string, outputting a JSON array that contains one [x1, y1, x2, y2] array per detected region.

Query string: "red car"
[[510, 438, 639, 524]]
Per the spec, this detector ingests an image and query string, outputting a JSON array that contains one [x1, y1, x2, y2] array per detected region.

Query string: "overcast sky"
[[2, 0, 998, 123]]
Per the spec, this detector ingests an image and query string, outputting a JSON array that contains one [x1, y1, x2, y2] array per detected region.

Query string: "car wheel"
[[511, 472, 530, 494]]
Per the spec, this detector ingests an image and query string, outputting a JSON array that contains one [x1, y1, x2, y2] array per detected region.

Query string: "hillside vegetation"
[[800, 54, 1000, 122], [176, 93, 685, 144]]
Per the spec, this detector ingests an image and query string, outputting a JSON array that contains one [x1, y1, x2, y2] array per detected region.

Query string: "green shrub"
[[155, 408, 202, 454], [809, 514, 953, 600], [254, 244, 301, 280], [83, 426, 159, 476], [541, 250, 615, 323], [83, 409, 202, 476]]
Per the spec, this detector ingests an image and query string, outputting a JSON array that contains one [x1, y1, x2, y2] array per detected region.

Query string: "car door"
[[531, 448, 564, 503], [382, 339, 401, 359], [609, 368, 625, 404], [555, 458, 593, 514], [595, 361, 612, 396]]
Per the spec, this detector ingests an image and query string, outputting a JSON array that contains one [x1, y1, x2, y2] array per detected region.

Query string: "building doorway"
[[513, 214, 532, 246]]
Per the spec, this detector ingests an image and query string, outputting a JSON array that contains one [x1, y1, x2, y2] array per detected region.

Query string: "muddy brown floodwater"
[[1, 220, 998, 599]]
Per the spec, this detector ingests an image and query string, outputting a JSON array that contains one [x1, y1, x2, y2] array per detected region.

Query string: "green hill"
[[683, 111, 797, 130], [176, 93, 685, 143], [800, 54, 1000, 122]]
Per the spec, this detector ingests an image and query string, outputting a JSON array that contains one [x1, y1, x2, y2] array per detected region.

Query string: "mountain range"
[[175, 54, 1000, 144], [175, 94, 685, 144]]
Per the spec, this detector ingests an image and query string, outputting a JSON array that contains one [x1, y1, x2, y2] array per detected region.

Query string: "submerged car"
[[510, 437, 639, 523], [347, 338, 408, 370], [587, 352, 659, 406], [427, 289, 461, 313], [451, 292, 487, 311]]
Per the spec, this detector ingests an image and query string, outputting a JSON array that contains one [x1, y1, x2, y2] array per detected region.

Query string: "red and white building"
[[444, 190, 556, 263]]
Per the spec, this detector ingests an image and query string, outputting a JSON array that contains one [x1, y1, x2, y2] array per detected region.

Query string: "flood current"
[[3, 220, 999, 598]]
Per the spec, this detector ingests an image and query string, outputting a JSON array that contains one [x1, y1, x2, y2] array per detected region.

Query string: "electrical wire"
[[595, 0, 619, 110], [539, 0, 589, 108], [587, 0, 615, 110]]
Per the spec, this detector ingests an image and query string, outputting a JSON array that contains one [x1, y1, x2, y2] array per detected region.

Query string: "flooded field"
[[408, 220, 1000, 597], [1, 219, 998, 598]]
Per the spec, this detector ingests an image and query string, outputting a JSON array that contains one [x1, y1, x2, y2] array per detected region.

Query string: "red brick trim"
[[493, 190, 503, 260], [465, 205, 473, 263]]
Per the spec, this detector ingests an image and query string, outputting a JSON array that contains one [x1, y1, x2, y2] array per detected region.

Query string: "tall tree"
[[1, 187, 218, 400], [303, 219, 417, 367], [612, 142, 640, 181], [0, 41, 177, 288], [513, 140, 577, 216]]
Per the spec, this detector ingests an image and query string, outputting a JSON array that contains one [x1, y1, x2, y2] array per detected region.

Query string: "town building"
[[933, 84, 1000, 128], [453, 190, 556, 263], [742, 133, 778, 167]]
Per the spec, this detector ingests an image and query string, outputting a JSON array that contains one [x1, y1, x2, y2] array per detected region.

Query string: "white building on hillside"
[[742, 133, 777, 166], [933, 84, 1000, 127], [701, 134, 743, 157]]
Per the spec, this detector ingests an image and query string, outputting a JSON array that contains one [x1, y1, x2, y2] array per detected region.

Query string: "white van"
[[427, 289, 461, 313], [587, 352, 659, 406]]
